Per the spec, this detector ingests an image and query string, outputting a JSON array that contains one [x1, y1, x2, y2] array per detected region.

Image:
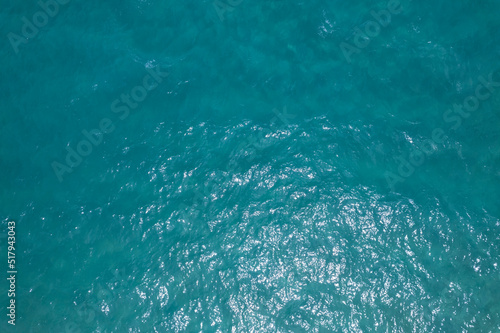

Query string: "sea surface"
[[1, 0, 500, 332]]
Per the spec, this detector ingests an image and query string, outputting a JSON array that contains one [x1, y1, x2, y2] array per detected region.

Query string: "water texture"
[[1, 0, 500, 332]]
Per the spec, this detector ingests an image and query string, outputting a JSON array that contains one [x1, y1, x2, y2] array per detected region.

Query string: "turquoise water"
[[1, 0, 500, 331]]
